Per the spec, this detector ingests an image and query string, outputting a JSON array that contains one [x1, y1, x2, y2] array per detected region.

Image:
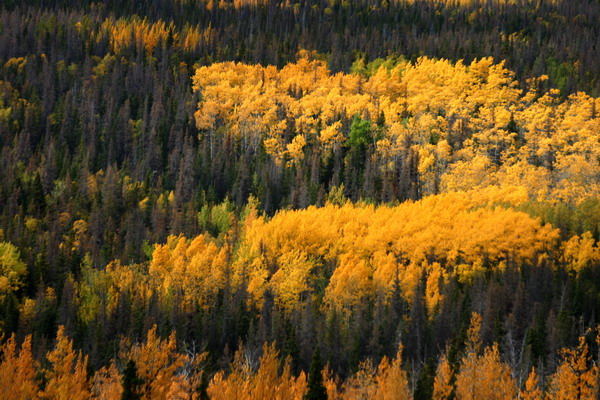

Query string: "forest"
[[0, 0, 599, 399]]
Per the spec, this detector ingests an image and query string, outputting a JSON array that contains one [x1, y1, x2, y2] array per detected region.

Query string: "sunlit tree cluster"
[[193, 54, 600, 202], [233, 186, 559, 311], [1, 317, 598, 399]]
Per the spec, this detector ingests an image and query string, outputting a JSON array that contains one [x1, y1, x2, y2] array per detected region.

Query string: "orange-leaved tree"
[[547, 334, 599, 400], [41, 326, 91, 400], [0, 334, 39, 400]]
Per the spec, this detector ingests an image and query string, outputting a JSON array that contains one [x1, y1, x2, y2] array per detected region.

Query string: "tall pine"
[[121, 360, 141, 400], [305, 348, 327, 400]]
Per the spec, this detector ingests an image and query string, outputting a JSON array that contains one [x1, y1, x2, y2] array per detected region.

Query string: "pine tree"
[[121, 360, 141, 400], [305, 348, 327, 400]]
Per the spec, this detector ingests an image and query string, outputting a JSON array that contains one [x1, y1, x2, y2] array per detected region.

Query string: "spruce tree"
[[121, 360, 142, 400], [304, 348, 327, 400]]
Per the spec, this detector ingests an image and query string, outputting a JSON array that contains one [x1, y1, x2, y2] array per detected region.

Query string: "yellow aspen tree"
[[454, 317, 481, 400], [425, 263, 445, 318], [0, 242, 27, 299], [373, 346, 412, 400], [206, 371, 246, 400], [124, 325, 189, 400], [42, 326, 91, 400], [191, 57, 599, 203], [251, 344, 307, 400], [250, 343, 281, 399], [206, 345, 249, 400], [477, 344, 517, 400], [562, 232, 600, 275], [207, 343, 306, 400], [455, 312, 517, 400], [547, 335, 599, 400], [233, 189, 558, 311], [455, 343, 517, 400], [286, 134, 307, 166], [519, 367, 543, 400], [176, 351, 208, 400], [0, 335, 39, 400], [466, 312, 482, 354], [91, 362, 122, 400], [432, 355, 453, 400], [341, 360, 377, 399], [323, 366, 342, 400]]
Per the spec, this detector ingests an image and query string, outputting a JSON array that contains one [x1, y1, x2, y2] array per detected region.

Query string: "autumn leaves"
[[2, 315, 598, 399], [234, 187, 559, 312], [192, 53, 600, 203], [0, 326, 204, 400], [100, 186, 597, 317]]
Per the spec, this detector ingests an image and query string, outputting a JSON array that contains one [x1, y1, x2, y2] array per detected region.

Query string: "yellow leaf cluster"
[[327, 346, 410, 400], [547, 336, 599, 400], [562, 232, 600, 274], [454, 344, 517, 400], [0, 242, 27, 299], [42, 326, 91, 400], [193, 54, 599, 201], [234, 187, 558, 310], [207, 343, 307, 400], [0, 335, 38, 400], [122, 326, 196, 400], [99, 17, 205, 54], [438, 313, 518, 400], [149, 234, 229, 308]]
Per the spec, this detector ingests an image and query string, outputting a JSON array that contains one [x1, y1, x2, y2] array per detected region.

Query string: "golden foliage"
[[562, 232, 600, 274], [42, 326, 91, 400], [234, 187, 558, 310], [0, 335, 39, 400], [520, 367, 543, 400], [452, 313, 517, 400], [193, 55, 600, 202], [207, 343, 307, 400], [455, 343, 517, 400], [91, 362, 123, 400], [547, 335, 599, 400], [336, 347, 410, 399], [100, 17, 205, 54], [122, 325, 192, 400], [0, 242, 27, 299], [2, 324, 599, 400], [372, 347, 411, 400], [432, 355, 453, 400], [149, 234, 229, 308]]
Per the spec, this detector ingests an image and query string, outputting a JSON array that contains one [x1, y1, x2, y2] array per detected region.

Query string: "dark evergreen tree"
[[304, 348, 327, 400], [121, 360, 142, 400]]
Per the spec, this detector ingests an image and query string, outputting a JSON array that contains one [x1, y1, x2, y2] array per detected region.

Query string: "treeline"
[[3, 0, 600, 94]]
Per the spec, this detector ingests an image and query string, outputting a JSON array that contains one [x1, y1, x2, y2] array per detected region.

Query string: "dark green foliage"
[[347, 116, 373, 149], [518, 198, 600, 239], [305, 348, 327, 400], [122, 360, 142, 400], [414, 359, 435, 400]]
